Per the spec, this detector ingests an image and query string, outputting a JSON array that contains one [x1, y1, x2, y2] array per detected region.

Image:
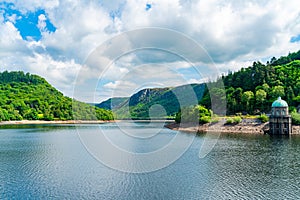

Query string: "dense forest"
[[200, 50, 300, 115], [0, 71, 113, 121]]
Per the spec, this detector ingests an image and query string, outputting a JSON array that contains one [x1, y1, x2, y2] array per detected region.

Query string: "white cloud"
[[26, 53, 81, 94], [94, 63, 203, 101], [37, 14, 47, 31], [1, 0, 300, 102], [42, 1, 114, 62], [0, 21, 24, 51], [6, 0, 59, 11]]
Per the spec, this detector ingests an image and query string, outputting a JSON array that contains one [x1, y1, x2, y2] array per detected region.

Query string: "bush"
[[226, 118, 234, 124], [199, 115, 211, 124], [175, 105, 211, 124], [211, 114, 220, 123], [289, 106, 297, 113], [233, 116, 242, 123], [291, 112, 300, 125], [226, 116, 242, 124], [175, 111, 181, 123], [257, 114, 269, 123]]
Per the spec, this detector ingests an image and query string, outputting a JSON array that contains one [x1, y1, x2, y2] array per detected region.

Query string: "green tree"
[[255, 89, 267, 111], [175, 105, 211, 124], [241, 91, 254, 113], [270, 86, 285, 99]]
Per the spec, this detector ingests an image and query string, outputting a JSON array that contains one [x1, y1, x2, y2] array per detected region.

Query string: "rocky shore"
[[165, 119, 300, 135]]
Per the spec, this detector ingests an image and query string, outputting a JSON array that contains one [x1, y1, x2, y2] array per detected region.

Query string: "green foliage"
[[291, 112, 300, 125], [257, 114, 269, 123], [226, 116, 242, 124], [211, 117, 219, 123], [293, 96, 300, 104], [270, 86, 285, 99], [233, 116, 242, 123], [242, 91, 254, 103], [175, 111, 181, 123], [289, 106, 297, 113], [112, 84, 205, 119], [199, 116, 211, 124], [197, 105, 212, 124], [0, 71, 113, 121], [175, 105, 211, 124], [256, 89, 267, 103], [268, 50, 300, 66], [201, 51, 300, 115], [226, 118, 234, 124], [181, 106, 198, 123]]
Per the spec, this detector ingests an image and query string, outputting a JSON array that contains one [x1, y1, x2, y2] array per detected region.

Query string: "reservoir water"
[[1, 122, 300, 199]]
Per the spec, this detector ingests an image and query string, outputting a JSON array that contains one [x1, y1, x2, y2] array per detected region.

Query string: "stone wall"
[[292, 125, 300, 134]]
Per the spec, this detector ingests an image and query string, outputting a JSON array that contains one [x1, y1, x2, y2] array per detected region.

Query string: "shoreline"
[[0, 120, 115, 126], [3, 119, 299, 135], [165, 120, 300, 135], [0, 119, 174, 126]]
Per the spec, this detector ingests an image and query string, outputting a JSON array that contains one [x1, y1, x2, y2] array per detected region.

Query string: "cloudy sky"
[[1, 0, 300, 102]]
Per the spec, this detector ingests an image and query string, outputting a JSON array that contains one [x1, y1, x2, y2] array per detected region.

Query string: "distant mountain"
[[0, 71, 113, 121], [96, 97, 128, 110], [96, 84, 206, 119]]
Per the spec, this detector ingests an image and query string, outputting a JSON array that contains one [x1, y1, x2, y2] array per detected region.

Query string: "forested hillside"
[[100, 84, 206, 119], [200, 50, 300, 115], [0, 71, 113, 121]]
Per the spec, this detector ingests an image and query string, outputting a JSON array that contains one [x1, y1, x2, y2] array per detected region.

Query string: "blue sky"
[[0, 2, 56, 41], [291, 34, 300, 43], [0, 0, 300, 102]]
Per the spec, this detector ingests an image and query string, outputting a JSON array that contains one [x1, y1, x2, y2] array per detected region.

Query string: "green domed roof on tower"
[[272, 97, 288, 107]]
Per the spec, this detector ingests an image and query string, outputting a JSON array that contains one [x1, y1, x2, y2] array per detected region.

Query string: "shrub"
[[226, 117, 234, 124], [175, 111, 181, 123], [226, 116, 242, 124], [211, 114, 220, 123], [291, 112, 300, 125], [175, 105, 211, 124], [233, 116, 242, 123], [199, 115, 211, 124], [257, 114, 269, 123], [289, 106, 297, 113]]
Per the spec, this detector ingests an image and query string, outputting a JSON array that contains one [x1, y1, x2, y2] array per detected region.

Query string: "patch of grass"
[[243, 115, 258, 119]]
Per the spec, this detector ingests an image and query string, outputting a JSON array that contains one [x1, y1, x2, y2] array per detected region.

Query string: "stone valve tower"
[[269, 97, 292, 135]]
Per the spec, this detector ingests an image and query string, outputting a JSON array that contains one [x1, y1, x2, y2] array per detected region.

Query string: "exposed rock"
[[166, 119, 300, 135]]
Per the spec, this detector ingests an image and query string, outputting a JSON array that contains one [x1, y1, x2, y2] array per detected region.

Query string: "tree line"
[[200, 53, 300, 115]]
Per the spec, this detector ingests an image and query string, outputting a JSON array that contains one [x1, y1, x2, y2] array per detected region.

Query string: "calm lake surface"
[[1, 122, 300, 199]]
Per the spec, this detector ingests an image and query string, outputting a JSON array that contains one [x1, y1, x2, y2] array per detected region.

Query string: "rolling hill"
[[0, 71, 113, 121]]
